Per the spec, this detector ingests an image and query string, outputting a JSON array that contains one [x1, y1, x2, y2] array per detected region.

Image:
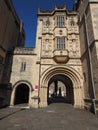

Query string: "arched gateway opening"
[[39, 65, 84, 108], [48, 74, 74, 105], [14, 84, 29, 105], [10, 81, 32, 107]]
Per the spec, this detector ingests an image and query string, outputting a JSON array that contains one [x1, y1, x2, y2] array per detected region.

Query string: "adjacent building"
[[0, 0, 25, 107]]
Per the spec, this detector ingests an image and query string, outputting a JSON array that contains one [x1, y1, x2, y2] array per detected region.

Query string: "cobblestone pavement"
[[0, 103, 98, 130]]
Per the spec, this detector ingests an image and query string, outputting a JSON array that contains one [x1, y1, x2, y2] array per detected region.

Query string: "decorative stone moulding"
[[53, 50, 69, 63]]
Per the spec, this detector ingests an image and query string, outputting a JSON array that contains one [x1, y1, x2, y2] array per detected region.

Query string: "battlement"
[[14, 47, 36, 55]]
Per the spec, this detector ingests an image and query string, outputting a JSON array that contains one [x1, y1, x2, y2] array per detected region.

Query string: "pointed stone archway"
[[10, 81, 33, 107], [39, 65, 84, 108]]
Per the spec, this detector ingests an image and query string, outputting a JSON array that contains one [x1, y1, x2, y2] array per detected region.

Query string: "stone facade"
[[10, 47, 39, 108], [74, 0, 98, 113], [10, 0, 98, 114], [0, 0, 25, 107]]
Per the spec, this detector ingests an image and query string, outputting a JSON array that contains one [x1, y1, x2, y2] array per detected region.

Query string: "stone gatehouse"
[[10, 0, 98, 114]]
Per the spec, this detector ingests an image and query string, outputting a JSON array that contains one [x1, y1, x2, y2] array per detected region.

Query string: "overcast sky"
[[12, 0, 75, 47]]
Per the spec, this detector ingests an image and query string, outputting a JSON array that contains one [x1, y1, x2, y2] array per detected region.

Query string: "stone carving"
[[72, 39, 76, 52]]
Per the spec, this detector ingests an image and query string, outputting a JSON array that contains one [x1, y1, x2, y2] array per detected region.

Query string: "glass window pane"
[[57, 16, 64, 27]]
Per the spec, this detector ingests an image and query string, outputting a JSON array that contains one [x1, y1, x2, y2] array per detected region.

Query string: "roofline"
[[38, 5, 77, 16], [4, 0, 25, 33]]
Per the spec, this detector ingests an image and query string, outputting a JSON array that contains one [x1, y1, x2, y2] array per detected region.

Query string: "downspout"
[[84, 12, 97, 115], [38, 38, 42, 108]]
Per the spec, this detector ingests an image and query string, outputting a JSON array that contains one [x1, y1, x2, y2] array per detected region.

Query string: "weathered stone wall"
[[0, 0, 25, 82], [91, 43, 98, 98], [10, 48, 36, 87], [89, 4, 98, 100], [0, 0, 25, 107], [77, 1, 98, 111], [10, 47, 40, 108]]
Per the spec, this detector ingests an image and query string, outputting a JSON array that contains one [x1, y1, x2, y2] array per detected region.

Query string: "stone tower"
[[35, 5, 84, 108]]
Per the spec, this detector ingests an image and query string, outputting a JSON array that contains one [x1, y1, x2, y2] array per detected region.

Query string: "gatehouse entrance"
[[39, 65, 84, 108], [14, 84, 29, 105], [48, 74, 74, 105]]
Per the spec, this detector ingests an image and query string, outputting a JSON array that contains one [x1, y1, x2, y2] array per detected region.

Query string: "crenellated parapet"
[[14, 47, 36, 55]]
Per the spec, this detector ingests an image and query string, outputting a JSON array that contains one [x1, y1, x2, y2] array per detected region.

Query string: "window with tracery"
[[56, 37, 66, 50], [56, 16, 65, 27]]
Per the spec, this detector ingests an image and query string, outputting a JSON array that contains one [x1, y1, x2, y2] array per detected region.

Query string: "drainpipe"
[[37, 38, 42, 108], [84, 12, 97, 115]]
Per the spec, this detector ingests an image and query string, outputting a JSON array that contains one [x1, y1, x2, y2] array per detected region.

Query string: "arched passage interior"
[[48, 74, 74, 105], [14, 83, 29, 105]]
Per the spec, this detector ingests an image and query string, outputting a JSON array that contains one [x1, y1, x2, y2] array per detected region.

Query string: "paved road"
[[0, 103, 98, 130]]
